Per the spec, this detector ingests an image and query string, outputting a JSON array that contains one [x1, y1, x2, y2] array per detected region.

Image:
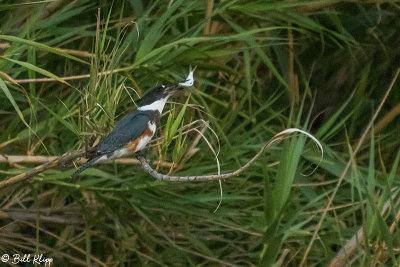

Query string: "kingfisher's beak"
[[164, 84, 180, 96]]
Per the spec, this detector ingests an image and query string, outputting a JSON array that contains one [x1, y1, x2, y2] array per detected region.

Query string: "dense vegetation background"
[[1, 0, 400, 266]]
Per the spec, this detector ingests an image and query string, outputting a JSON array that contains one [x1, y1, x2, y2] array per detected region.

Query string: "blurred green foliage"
[[0, 0, 400, 266]]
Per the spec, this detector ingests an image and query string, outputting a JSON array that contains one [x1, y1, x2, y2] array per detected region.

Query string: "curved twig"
[[137, 128, 323, 182]]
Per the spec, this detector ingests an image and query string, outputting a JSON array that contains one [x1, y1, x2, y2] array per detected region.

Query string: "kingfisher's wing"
[[97, 111, 151, 154]]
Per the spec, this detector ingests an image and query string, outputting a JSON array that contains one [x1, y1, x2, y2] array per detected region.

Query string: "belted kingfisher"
[[71, 68, 195, 178]]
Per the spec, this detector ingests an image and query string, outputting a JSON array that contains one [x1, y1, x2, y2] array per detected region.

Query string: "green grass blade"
[[0, 56, 70, 85], [0, 34, 89, 65], [0, 77, 28, 125]]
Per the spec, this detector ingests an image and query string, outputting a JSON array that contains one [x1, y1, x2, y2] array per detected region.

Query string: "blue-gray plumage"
[[98, 111, 153, 154]]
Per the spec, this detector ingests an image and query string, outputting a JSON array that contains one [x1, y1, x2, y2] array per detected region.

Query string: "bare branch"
[[0, 154, 172, 166], [137, 128, 323, 182], [0, 152, 173, 189], [0, 150, 85, 189]]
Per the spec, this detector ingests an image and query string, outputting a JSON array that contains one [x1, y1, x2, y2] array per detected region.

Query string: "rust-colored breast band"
[[125, 124, 154, 153]]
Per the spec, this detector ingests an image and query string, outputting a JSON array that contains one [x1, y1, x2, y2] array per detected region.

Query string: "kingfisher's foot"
[[135, 151, 145, 158]]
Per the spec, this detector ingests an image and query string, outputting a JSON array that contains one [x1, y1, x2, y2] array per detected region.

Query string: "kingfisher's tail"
[[70, 155, 103, 178]]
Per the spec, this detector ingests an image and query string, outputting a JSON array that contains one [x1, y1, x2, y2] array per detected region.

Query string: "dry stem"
[[0, 150, 85, 189], [0, 155, 172, 166], [0, 152, 173, 189], [328, 189, 399, 266]]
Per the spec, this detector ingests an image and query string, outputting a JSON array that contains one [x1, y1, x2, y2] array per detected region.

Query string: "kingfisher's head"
[[137, 67, 195, 113]]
